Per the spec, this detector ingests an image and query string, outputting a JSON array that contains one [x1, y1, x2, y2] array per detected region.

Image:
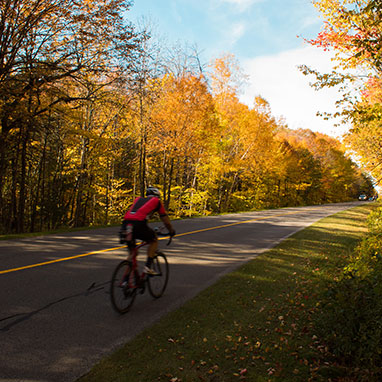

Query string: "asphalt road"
[[0, 202, 361, 382]]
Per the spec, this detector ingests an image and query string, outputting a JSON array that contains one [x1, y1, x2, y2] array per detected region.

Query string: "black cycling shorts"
[[125, 220, 156, 243]]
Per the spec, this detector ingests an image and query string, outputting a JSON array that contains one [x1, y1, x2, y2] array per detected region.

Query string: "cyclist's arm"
[[155, 199, 175, 236], [160, 214, 174, 235]]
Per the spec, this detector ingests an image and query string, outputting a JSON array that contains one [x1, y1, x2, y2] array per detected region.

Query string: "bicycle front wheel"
[[147, 251, 169, 298], [110, 260, 137, 314]]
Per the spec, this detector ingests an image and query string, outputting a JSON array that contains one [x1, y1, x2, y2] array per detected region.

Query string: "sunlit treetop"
[[309, 0, 382, 72]]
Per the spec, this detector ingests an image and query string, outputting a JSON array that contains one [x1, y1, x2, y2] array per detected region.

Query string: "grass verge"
[[78, 203, 376, 382]]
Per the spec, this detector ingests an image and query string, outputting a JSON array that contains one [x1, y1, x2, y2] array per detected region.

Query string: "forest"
[[0, 0, 376, 234]]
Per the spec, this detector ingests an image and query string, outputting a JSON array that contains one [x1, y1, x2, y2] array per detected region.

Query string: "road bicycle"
[[110, 228, 172, 314]]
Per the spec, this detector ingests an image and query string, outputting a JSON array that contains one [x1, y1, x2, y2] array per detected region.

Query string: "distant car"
[[358, 194, 367, 201]]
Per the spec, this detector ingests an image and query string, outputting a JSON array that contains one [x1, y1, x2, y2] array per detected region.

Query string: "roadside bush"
[[315, 207, 382, 377], [367, 206, 382, 234]]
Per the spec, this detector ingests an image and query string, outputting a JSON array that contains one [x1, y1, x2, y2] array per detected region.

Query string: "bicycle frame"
[[110, 230, 171, 313], [123, 229, 172, 280], [121, 241, 148, 288]]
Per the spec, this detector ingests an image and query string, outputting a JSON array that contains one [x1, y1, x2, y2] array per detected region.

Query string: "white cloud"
[[225, 22, 246, 47], [240, 46, 349, 138], [219, 0, 264, 12], [232, 22, 246, 39], [301, 15, 321, 30]]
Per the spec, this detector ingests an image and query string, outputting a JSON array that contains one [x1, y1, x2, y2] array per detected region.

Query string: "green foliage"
[[314, 205, 382, 376], [167, 187, 209, 218], [229, 191, 256, 211], [367, 206, 382, 234]]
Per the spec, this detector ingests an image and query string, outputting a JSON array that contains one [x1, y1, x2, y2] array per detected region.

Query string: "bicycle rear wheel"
[[148, 251, 169, 298], [110, 260, 137, 314]]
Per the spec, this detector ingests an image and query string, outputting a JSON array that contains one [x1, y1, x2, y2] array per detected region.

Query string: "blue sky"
[[127, 0, 347, 137]]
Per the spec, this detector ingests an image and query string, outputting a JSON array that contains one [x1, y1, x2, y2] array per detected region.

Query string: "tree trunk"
[[165, 157, 174, 210], [162, 151, 167, 203], [139, 134, 147, 196], [17, 128, 29, 233], [73, 137, 89, 227]]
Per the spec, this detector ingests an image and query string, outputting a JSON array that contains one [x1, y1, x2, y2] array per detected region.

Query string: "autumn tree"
[[303, 0, 382, 189], [148, 72, 219, 212], [276, 128, 369, 204], [207, 55, 282, 212], [0, 0, 141, 232], [0, 3, 373, 234], [124, 19, 164, 198]]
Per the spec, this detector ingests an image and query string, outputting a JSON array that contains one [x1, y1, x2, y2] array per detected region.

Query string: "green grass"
[[78, 203, 376, 382]]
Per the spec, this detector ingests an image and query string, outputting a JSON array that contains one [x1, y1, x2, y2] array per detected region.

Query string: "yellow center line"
[[0, 209, 312, 275], [0, 245, 127, 275], [173, 210, 304, 237]]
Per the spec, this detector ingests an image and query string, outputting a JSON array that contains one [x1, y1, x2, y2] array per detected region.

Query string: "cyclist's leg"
[[144, 237, 159, 273], [147, 238, 158, 259], [127, 242, 135, 262], [126, 226, 136, 269], [133, 221, 158, 272]]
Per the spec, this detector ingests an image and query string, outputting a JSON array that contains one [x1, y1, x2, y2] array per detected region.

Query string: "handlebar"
[[154, 227, 175, 246]]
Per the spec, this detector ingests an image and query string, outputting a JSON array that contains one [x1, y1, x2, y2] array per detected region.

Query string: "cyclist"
[[120, 187, 175, 274]]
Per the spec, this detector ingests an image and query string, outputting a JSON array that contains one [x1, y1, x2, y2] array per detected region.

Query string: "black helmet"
[[146, 186, 160, 198]]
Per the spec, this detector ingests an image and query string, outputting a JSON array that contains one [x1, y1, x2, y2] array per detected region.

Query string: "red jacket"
[[123, 196, 167, 221]]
